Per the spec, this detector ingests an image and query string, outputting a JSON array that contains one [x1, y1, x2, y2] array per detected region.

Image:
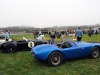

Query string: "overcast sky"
[[0, 0, 100, 28]]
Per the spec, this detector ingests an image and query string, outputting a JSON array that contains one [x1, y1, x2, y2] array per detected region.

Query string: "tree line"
[[0, 24, 100, 33]]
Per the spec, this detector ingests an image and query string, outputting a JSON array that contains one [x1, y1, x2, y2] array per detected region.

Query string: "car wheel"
[[6, 45, 16, 53], [90, 47, 100, 59], [48, 52, 63, 66]]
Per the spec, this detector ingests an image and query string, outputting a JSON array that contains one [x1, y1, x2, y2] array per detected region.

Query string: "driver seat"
[[62, 42, 72, 48]]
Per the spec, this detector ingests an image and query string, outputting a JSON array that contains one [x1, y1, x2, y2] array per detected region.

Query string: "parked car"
[[0, 38, 12, 44], [0, 37, 47, 53], [0, 35, 5, 39], [0, 35, 13, 44], [31, 39, 100, 66]]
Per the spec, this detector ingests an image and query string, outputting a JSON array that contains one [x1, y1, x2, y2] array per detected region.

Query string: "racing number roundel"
[[28, 41, 35, 48]]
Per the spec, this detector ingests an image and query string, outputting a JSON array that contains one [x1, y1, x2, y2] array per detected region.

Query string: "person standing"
[[5, 30, 10, 41], [50, 32, 55, 44], [37, 33, 45, 40], [33, 31, 36, 39], [95, 30, 98, 35], [75, 27, 83, 41], [88, 29, 92, 37]]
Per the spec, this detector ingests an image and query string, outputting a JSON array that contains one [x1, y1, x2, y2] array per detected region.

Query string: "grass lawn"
[[10, 33, 100, 42], [0, 33, 100, 75]]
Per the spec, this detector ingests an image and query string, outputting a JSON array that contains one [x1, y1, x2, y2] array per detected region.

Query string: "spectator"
[[33, 31, 36, 39], [50, 32, 55, 44], [61, 31, 65, 38], [36, 31, 39, 38], [88, 30, 92, 37], [37, 33, 45, 40], [75, 27, 83, 41], [56, 31, 61, 38], [5, 30, 10, 41], [95, 30, 98, 35], [48, 30, 51, 37], [39, 30, 42, 35]]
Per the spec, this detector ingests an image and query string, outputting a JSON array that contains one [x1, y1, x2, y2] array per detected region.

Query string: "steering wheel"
[[23, 37, 27, 41]]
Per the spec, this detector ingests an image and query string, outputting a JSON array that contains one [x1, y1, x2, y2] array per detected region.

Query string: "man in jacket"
[[75, 27, 83, 41], [5, 30, 10, 41], [50, 32, 55, 44]]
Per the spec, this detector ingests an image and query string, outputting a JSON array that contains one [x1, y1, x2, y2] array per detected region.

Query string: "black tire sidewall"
[[6, 45, 16, 53], [90, 47, 100, 59], [48, 52, 63, 66]]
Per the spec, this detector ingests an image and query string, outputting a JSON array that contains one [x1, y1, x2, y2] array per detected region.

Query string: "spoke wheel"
[[90, 47, 100, 59], [48, 52, 63, 66], [6, 45, 16, 53]]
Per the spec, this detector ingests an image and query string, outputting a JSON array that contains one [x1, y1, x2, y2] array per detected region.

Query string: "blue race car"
[[31, 39, 100, 66]]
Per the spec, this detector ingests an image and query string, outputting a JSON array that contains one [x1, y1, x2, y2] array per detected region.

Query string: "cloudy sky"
[[0, 0, 100, 28]]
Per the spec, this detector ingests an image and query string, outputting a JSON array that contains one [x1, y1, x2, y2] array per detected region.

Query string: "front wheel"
[[6, 45, 16, 53], [48, 52, 63, 66], [90, 47, 100, 59]]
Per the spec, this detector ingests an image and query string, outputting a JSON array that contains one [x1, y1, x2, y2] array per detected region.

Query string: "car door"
[[77, 46, 92, 57], [62, 47, 79, 59], [17, 41, 29, 49]]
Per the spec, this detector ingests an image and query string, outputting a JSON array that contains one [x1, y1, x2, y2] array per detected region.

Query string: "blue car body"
[[31, 40, 100, 66]]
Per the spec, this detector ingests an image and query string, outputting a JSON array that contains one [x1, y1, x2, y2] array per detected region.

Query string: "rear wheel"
[[90, 47, 100, 59], [6, 45, 16, 53], [48, 52, 63, 66]]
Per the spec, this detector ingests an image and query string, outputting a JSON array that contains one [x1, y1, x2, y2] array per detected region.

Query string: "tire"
[[6, 45, 16, 53], [90, 47, 100, 59], [48, 52, 63, 66]]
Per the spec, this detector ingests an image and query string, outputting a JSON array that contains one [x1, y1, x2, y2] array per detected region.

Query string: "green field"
[[0, 33, 100, 75], [10, 33, 100, 42]]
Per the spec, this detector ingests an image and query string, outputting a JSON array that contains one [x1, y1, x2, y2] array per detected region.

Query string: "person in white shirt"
[[37, 33, 45, 40]]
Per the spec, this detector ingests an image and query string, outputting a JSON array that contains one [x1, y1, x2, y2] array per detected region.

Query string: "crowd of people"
[[1, 27, 99, 43], [32, 27, 99, 43], [31, 27, 83, 43]]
